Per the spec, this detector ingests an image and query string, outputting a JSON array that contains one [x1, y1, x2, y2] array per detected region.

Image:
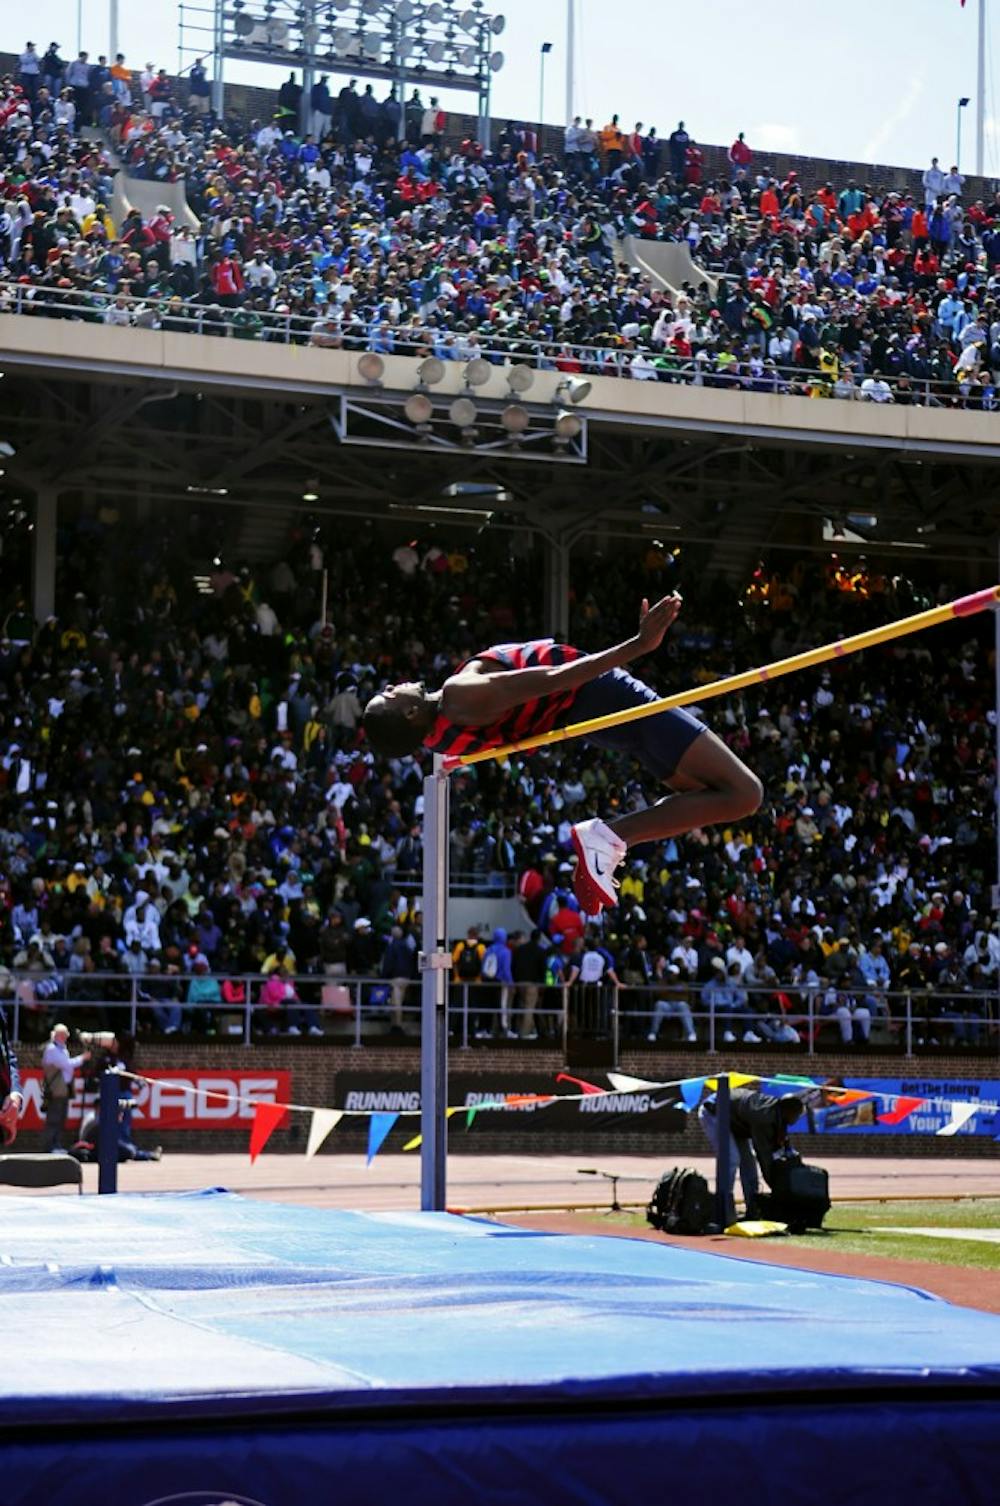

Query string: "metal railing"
[[0, 279, 992, 410], [4, 971, 997, 1059]]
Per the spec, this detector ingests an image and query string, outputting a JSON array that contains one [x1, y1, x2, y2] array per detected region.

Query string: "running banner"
[[335, 1074, 688, 1135]]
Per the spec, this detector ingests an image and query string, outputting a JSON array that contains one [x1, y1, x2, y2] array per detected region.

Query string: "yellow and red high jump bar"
[[443, 586, 1000, 771]]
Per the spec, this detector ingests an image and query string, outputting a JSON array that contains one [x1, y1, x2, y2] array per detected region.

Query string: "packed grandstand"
[[3, 48, 1000, 405], [1, 46, 999, 1052]]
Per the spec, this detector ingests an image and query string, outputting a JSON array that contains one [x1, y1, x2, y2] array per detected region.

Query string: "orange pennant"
[[249, 1100, 288, 1163]]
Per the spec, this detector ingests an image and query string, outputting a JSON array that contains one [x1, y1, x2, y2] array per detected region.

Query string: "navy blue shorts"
[[560, 667, 705, 781]]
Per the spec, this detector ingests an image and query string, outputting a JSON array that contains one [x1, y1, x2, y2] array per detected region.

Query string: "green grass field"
[[619, 1199, 1000, 1270]]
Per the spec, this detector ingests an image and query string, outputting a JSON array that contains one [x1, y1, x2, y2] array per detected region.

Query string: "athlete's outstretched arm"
[[441, 595, 681, 727]]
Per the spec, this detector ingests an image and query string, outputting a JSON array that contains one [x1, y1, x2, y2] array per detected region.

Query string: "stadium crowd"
[[0, 500, 997, 1049], [3, 49, 1000, 405]]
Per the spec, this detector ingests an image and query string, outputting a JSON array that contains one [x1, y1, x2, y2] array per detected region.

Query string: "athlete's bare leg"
[[605, 729, 763, 846]]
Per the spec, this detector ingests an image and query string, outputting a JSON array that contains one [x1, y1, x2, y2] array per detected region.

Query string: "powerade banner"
[[335, 1074, 688, 1135], [806, 1078, 1000, 1138], [16, 1070, 292, 1131]]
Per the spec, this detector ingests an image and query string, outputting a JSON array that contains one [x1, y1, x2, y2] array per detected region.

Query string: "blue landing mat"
[[1, 1190, 999, 1505]]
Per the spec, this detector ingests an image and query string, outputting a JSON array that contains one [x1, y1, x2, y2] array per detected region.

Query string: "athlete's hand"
[[635, 593, 682, 654]]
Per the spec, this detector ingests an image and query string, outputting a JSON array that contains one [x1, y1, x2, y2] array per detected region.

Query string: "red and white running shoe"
[[570, 818, 628, 912]]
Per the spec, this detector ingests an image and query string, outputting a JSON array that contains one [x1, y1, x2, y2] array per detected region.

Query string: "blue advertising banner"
[[806, 1078, 1000, 1137]]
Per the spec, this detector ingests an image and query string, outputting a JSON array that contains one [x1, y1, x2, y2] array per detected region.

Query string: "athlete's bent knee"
[[729, 769, 764, 819]]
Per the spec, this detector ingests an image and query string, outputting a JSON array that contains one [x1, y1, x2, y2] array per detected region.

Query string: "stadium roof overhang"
[[0, 322, 996, 566]]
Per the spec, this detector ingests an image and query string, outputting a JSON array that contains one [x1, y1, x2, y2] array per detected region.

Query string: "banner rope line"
[[109, 1069, 999, 1126], [443, 586, 1000, 769]]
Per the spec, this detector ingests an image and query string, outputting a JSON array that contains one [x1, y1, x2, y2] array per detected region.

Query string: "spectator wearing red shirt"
[[210, 253, 245, 305], [728, 132, 752, 169]]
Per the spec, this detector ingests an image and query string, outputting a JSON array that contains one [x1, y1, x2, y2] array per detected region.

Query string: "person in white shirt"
[[41, 1024, 89, 1153], [860, 372, 894, 403], [942, 165, 965, 198], [671, 940, 699, 980], [922, 156, 946, 207]]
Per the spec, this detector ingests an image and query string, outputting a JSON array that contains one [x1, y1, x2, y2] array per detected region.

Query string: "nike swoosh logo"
[[592, 853, 606, 876]]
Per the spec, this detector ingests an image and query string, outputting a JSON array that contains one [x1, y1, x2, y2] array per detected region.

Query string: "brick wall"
[[15, 1039, 999, 1159], [3, 51, 993, 203]]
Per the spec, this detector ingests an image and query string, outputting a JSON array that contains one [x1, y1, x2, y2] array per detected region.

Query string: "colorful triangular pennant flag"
[[680, 1077, 706, 1110], [306, 1108, 343, 1159], [607, 1072, 666, 1093], [249, 1100, 287, 1163], [705, 1072, 759, 1091], [556, 1072, 605, 1094], [403, 1106, 460, 1153], [937, 1102, 978, 1136], [877, 1095, 925, 1125], [366, 1112, 399, 1164]]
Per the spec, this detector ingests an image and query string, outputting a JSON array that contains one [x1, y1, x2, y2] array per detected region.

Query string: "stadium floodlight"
[[553, 410, 582, 440], [333, 27, 352, 52], [361, 0, 382, 14], [394, 1, 418, 20], [449, 396, 478, 428], [404, 392, 434, 425], [424, 3, 445, 22], [331, 0, 352, 10], [499, 403, 529, 435], [489, 50, 504, 71], [234, 13, 255, 36], [357, 353, 385, 384], [457, 44, 477, 66], [490, 14, 505, 34], [427, 40, 447, 62], [416, 356, 446, 386], [462, 357, 492, 388], [555, 375, 591, 405], [302, 22, 321, 46], [506, 363, 534, 395], [458, 9, 478, 31]]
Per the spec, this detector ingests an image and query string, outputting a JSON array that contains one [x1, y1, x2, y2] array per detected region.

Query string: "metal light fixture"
[[424, 3, 445, 21], [553, 410, 582, 440], [555, 376, 592, 404], [357, 353, 385, 385], [449, 396, 478, 428], [490, 14, 505, 33], [462, 357, 492, 388], [506, 364, 534, 395], [489, 50, 504, 71], [499, 403, 529, 435], [427, 40, 447, 61], [417, 356, 446, 386], [404, 392, 434, 425], [458, 8, 479, 30]]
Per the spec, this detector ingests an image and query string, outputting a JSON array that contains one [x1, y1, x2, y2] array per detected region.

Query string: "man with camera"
[[40, 1024, 90, 1154]]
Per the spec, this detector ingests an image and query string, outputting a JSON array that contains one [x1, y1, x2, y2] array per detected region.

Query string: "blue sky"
[[8, 0, 999, 173]]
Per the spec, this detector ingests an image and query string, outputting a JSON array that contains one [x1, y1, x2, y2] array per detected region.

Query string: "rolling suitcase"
[[759, 1158, 830, 1233]]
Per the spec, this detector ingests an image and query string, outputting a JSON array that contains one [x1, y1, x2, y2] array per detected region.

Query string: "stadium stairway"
[[615, 235, 719, 298], [110, 169, 200, 234]]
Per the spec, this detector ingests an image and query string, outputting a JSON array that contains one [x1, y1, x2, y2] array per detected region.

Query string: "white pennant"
[[606, 1072, 667, 1093], [936, 1102, 978, 1137], [306, 1108, 344, 1159]]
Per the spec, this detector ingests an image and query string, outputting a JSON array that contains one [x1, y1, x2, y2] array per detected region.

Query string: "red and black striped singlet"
[[423, 639, 586, 759]]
